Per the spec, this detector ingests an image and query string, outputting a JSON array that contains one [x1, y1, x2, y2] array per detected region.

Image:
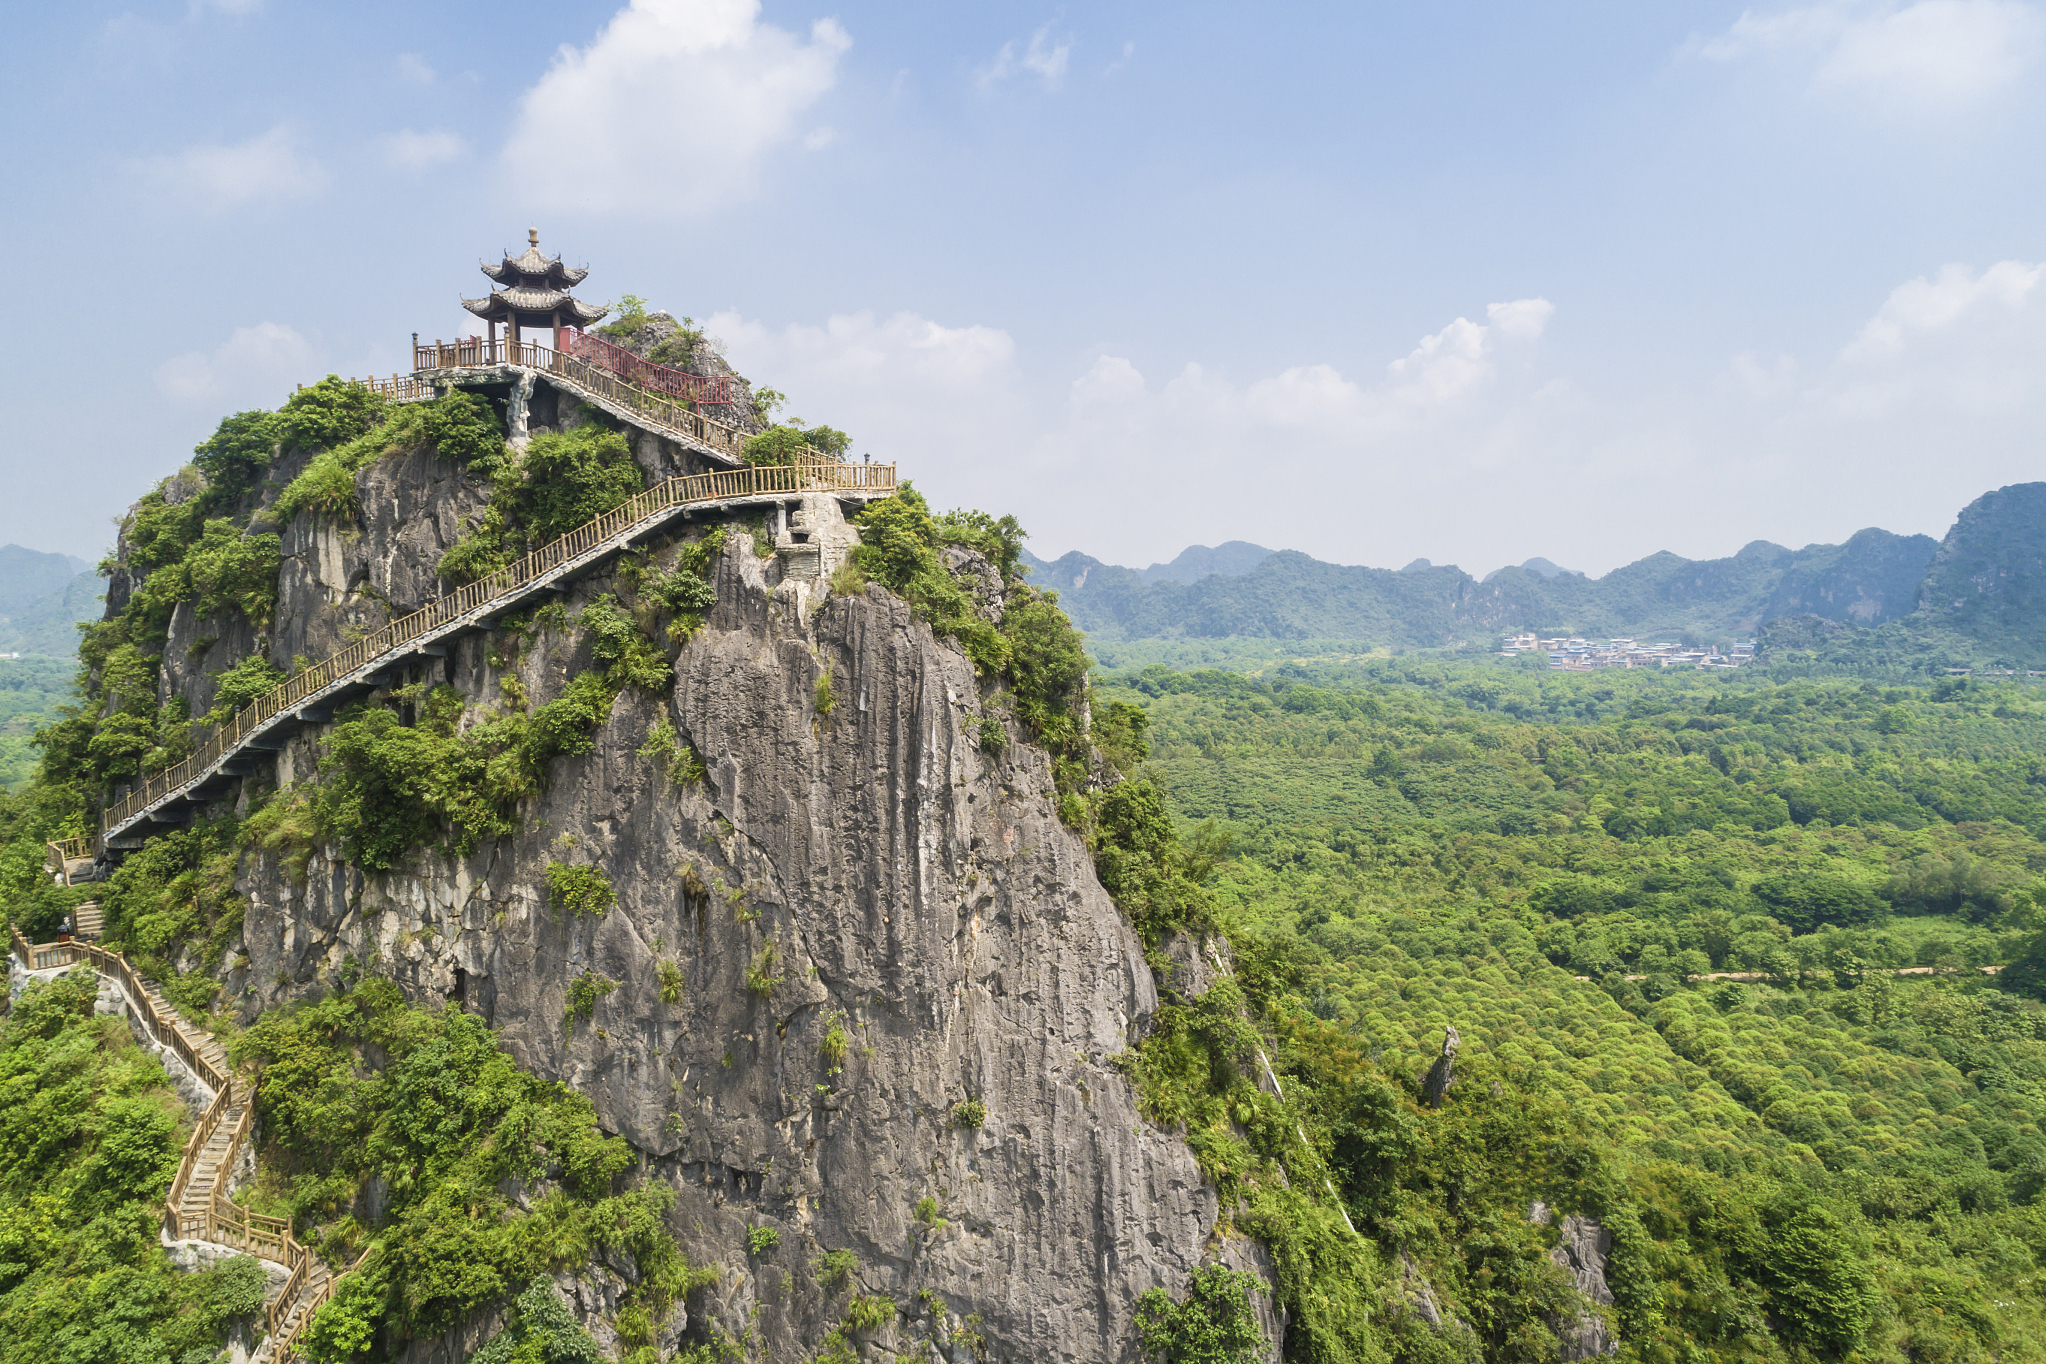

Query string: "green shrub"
[[313, 672, 622, 872], [191, 409, 280, 504], [913, 1196, 945, 1229], [638, 720, 707, 787], [468, 1275, 606, 1364], [658, 960, 684, 1005], [829, 559, 867, 597], [844, 1294, 895, 1332], [952, 1097, 987, 1128], [1090, 780, 1217, 941], [234, 984, 702, 1345], [814, 1248, 859, 1290], [741, 421, 850, 467], [547, 862, 616, 918], [747, 1225, 780, 1256], [746, 941, 782, 998], [277, 375, 388, 451], [977, 717, 1006, 755], [521, 425, 644, 544], [420, 390, 508, 474], [814, 668, 835, 716], [0, 971, 286, 1361], [205, 653, 286, 724], [601, 293, 652, 336], [440, 423, 643, 585], [185, 520, 283, 624], [1133, 1264, 1268, 1364], [579, 595, 670, 693], [564, 970, 617, 1031], [276, 450, 361, 524], [821, 1014, 849, 1074]]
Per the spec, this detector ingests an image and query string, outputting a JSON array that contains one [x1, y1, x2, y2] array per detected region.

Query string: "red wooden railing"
[[411, 334, 749, 460], [565, 327, 735, 406]]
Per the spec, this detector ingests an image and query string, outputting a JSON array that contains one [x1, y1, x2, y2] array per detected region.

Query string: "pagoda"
[[461, 229, 610, 354]]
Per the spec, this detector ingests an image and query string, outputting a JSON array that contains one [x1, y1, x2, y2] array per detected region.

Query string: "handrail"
[[270, 1245, 377, 1363], [6, 923, 353, 1360], [564, 327, 735, 406], [99, 455, 893, 844], [46, 835, 92, 876], [412, 335, 753, 460]]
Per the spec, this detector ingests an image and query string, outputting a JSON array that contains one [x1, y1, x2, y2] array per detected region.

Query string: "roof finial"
[[528, 227, 539, 248]]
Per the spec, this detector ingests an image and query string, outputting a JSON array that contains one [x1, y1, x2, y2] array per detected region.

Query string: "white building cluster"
[[1497, 633, 1755, 670]]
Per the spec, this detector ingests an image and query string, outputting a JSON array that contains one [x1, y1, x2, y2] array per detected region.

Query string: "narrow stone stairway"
[[73, 901, 102, 939], [254, 1262, 335, 1364], [178, 1088, 245, 1224]]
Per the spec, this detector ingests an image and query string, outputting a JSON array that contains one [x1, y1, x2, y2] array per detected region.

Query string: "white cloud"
[[1840, 260, 2043, 362], [803, 126, 838, 151], [1380, 299, 1550, 405], [144, 126, 326, 210], [396, 52, 435, 84], [624, 267, 2046, 577], [1487, 297, 1554, 341], [189, 0, 263, 15], [506, 0, 849, 217], [382, 128, 467, 172], [1105, 41, 1135, 75], [712, 299, 1565, 569], [977, 25, 1074, 91], [1700, 0, 2046, 105], [156, 323, 312, 403]]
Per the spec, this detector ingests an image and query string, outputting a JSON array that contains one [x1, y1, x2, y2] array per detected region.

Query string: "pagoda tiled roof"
[[461, 288, 610, 325], [482, 243, 590, 289]]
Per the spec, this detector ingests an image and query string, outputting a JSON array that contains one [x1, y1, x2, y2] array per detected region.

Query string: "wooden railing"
[[98, 456, 893, 846], [270, 1246, 377, 1364], [412, 335, 752, 460], [7, 923, 355, 1360], [46, 834, 94, 875], [313, 374, 435, 403], [564, 328, 735, 406]]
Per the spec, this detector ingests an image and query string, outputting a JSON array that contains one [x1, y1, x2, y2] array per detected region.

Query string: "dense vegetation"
[[1093, 657, 2046, 1364], [230, 980, 709, 1363], [16, 361, 2046, 1364], [0, 969, 269, 1363], [0, 658, 80, 790]]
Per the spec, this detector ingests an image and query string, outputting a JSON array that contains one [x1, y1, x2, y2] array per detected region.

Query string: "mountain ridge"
[[1024, 509, 1979, 650]]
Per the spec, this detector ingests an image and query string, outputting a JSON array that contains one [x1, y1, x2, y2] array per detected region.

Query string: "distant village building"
[[1495, 633, 1757, 670]]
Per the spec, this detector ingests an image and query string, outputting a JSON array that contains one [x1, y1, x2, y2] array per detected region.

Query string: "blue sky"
[[2, 0, 2043, 575]]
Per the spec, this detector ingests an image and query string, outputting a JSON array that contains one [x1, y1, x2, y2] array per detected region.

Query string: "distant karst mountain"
[[0, 545, 99, 656], [1912, 483, 2046, 656], [1024, 514, 1951, 650]]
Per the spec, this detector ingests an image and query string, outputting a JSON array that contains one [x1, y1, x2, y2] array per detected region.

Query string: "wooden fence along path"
[[7, 925, 365, 1361], [56, 454, 893, 867], [399, 332, 748, 459]]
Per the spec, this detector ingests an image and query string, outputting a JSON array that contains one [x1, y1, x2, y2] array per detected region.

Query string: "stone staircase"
[[177, 1079, 243, 1225], [73, 901, 102, 939], [8, 926, 357, 1362], [253, 1262, 336, 1364]]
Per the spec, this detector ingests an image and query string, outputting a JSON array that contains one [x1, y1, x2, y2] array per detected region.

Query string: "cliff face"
[[206, 431, 1240, 1360], [1916, 482, 2046, 653]]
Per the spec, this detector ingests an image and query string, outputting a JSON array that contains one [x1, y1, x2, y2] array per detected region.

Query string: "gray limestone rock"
[[220, 507, 1256, 1361], [1421, 1025, 1459, 1108], [1530, 1201, 1618, 1359]]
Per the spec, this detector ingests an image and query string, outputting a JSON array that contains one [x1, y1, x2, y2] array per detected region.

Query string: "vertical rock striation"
[[227, 483, 1240, 1359]]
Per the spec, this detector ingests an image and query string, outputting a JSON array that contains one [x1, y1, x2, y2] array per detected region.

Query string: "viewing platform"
[[50, 229, 897, 876]]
